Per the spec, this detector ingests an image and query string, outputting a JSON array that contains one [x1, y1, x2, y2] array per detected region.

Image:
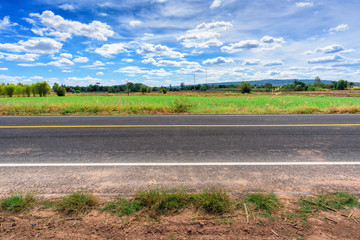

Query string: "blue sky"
[[0, 0, 359, 87]]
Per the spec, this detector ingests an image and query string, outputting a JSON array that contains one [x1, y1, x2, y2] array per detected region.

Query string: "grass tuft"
[[192, 190, 234, 215], [57, 191, 99, 215], [103, 198, 141, 216], [136, 189, 190, 216], [243, 193, 281, 214], [0, 193, 36, 213]]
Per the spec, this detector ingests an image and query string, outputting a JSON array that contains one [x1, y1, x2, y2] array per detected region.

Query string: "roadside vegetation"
[[0, 189, 359, 239]]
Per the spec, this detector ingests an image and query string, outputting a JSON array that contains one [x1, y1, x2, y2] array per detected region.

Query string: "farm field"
[[1, 93, 360, 115]]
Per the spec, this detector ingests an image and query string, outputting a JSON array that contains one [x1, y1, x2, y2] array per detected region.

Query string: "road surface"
[[0, 115, 360, 197]]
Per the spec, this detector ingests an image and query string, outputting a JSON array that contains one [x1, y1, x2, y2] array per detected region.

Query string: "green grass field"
[[1, 94, 360, 115]]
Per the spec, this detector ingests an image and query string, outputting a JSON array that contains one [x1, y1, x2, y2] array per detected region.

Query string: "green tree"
[[336, 80, 347, 90], [35, 81, 51, 97], [146, 86, 152, 93], [314, 76, 321, 86], [5, 84, 16, 97], [140, 85, 147, 94], [160, 87, 167, 94], [24, 85, 31, 97], [238, 82, 252, 93], [264, 83, 273, 92]]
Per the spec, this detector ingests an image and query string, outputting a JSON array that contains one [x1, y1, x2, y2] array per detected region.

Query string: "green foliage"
[[5, 84, 16, 97], [53, 83, 66, 96], [336, 79, 347, 90], [136, 189, 191, 215], [239, 81, 252, 93], [103, 198, 141, 216], [140, 85, 147, 94], [57, 191, 99, 215], [171, 97, 195, 113], [244, 193, 281, 214], [160, 87, 168, 94], [35, 81, 51, 97], [193, 190, 233, 214], [0, 193, 36, 213]]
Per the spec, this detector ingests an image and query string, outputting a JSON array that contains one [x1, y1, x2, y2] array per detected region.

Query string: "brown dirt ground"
[[0, 197, 359, 240]]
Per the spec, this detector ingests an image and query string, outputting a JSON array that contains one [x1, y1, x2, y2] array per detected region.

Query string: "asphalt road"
[[1, 115, 360, 197]]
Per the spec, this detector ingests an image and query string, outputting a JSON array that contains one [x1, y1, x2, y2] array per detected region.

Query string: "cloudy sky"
[[0, 0, 359, 86]]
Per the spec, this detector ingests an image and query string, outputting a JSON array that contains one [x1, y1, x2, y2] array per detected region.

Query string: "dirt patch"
[[1, 199, 359, 239]]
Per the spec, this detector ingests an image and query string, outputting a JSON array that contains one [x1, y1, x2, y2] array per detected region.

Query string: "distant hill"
[[206, 79, 334, 86]]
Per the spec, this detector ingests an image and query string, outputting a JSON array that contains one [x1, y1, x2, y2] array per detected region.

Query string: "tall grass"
[[0, 95, 360, 115]]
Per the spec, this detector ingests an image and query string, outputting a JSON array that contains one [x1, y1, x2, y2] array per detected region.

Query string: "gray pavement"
[[0, 115, 360, 196]]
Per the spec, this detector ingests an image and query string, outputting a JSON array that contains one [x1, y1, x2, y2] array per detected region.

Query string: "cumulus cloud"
[[329, 24, 349, 32], [115, 66, 171, 76], [243, 59, 261, 65], [202, 57, 234, 65], [1, 53, 39, 62], [73, 57, 89, 63], [267, 70, 281, 76], [178, 21, 232, 48], [264, 60, 283, 66], [60, 53, 73, 59], [122, 58, 134, 62], [0, 16, 18, 30], [210, 0, 222, 9], [66, 76, 102, 84], [48, 58, 74, 67], [58, 4, 75, 11], [81, 60, 106, 69], [129, 20, 142, 27], [142, 58, 200, 68], [95, 43, 128, 57], [96, 72, 104, 76], [296, 2, 314, 7], [315, 44, 344, 54], [332, 59, 360, 67], [307, 54, 343, 64], [0, 37, 62, 54], [175, 68, 205, 75], [30, 11, 114, 41], [137, 43, 184, 58], [0, 68, 8, 71], [222, 36, 285, 53]]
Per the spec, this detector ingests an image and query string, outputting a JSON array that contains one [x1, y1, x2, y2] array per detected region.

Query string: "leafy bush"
[[5, 84, 16, 97], [239, 82, 252, 93], [171, 97, 195, 113]]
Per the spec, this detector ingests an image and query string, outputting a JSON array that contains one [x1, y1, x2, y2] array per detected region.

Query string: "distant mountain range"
[[206, 79, 334, 86]]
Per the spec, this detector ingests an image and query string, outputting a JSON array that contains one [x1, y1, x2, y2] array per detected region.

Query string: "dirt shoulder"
[[1, 196, 359, 240]]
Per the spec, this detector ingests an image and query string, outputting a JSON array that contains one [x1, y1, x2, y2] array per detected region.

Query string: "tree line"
[[0, 82, 51, 97]]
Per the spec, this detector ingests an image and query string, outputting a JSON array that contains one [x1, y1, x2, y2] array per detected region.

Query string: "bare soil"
[[1, 198, 359, 240]]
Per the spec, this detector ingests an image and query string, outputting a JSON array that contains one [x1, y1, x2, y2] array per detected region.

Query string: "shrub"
[[5, 84, 16, 97], [35, 81, 51, 97], [160, 87, 168, 94], [171, 97, 194, 113], [239, 82, 252, 93], [57, 191, 99, 215]]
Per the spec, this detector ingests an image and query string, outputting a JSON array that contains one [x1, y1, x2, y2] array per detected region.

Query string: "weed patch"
[[0, 193, 36, 213], [192, 190, 234, 215], [243, 193, 281, 215], [57, 191, 99, 215], [103, 198, 141, 216]]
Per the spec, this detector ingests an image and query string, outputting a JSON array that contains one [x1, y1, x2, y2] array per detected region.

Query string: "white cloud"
[[129, 20, 142, 27], [329, 24, 349, 32], [137, 43, 184, 58], [202, 57, 234, 65], [1, 52, 39, 62], [122, 58, 134, 62], [264, 60, 283, 66], [48, 58, 74, 67], [142, 58, 201, 68], [0, 68, 8, 71], [296, 2, 314, 8], [73, 56, 89, 63], [315, 44, 344, 54], [30, 11, 114, 41], [58, 4, 75, 11], [115, 66, 171, 76], [222, 36, 285, 53], [175, 68, 205, 75], [307, 55, 343, 64], [243, 59, 261, 65], [47, 31, 72, 41], [60, 53, 73, 59], [0, 16, 18, 30], [267, 70, 281, 76], [95, 43, 128, 57], [332, 59, 360, 67], [0, 37, 62, 54], [80, 60, 106, 69], [96, 71, 104, 76], [210, 0, 222, 9], [178, 21, 232, 48], [221, 40, 260, 53], [66, 76, 102, 84], [62, 70, 72, 72]]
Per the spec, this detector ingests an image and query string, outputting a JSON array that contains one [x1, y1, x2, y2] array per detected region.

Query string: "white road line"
[[0, 162, 360, 167]]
